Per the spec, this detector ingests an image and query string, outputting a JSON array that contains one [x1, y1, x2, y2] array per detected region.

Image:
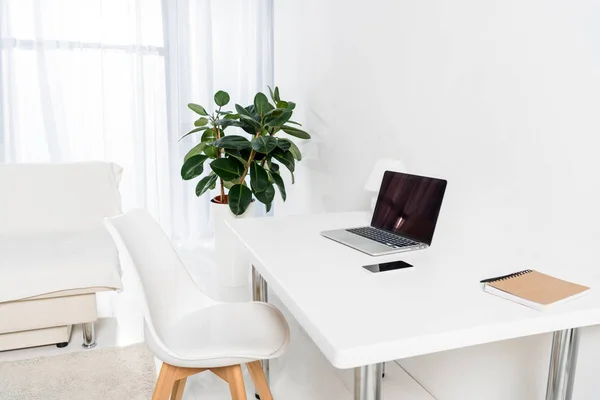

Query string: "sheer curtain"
[[0, 0, 273, 240]]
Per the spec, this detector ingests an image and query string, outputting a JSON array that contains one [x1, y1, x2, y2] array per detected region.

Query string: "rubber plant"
[[180, 87, 310, 215]]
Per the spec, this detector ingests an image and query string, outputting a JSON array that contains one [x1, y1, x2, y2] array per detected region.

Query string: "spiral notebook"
[[481, 270, 590, 310]]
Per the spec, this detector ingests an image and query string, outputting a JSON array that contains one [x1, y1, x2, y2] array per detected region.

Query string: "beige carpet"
[[0, 343, 156, 400]]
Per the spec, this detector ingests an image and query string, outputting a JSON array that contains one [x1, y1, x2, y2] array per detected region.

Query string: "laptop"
[[320, 171, 447, 256]]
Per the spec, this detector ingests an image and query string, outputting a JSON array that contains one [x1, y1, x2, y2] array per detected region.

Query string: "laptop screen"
[[371, 171, 447, 245]]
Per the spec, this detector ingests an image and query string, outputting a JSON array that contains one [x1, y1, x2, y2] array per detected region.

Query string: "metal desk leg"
[[252, 265, 270, 398], [545, 328, 580, 400], [354, 364, 382, 400]]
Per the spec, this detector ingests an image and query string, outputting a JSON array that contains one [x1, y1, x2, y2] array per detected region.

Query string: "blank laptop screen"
[[371, 171, 447, 245]]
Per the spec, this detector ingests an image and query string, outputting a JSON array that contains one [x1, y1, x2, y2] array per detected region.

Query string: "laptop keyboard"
[[346, 227, 419, 248]]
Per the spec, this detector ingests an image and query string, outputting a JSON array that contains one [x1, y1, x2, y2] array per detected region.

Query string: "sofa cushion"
[[0, 229, 122, 303], [0, 162, 122, 235]]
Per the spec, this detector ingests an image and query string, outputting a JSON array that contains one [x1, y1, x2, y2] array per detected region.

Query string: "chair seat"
[[0, 229, 123, 303], [155, 301, 290, 368]]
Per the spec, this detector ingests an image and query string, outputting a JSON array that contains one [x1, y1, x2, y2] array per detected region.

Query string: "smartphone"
[[363, 260, 413, 273]]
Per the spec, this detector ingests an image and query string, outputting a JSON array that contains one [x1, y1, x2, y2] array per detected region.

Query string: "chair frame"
[[152, 360, 273, 400]]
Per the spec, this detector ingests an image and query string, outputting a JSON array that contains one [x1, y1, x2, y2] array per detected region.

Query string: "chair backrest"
[[104, 209, 215, 347], [0, 162, 123, 235]]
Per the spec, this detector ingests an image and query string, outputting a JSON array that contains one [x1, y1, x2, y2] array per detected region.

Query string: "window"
[[0, 0, 170, 221], [0, 0, 274, 239]]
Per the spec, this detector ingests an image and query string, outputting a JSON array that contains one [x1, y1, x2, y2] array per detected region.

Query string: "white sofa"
[[0, 162, 124, 351]]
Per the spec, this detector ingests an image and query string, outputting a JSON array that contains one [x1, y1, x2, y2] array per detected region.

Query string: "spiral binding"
[[488, 269, 533, 284]]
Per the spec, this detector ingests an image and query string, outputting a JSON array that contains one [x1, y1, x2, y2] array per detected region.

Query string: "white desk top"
[[229, 212, 600, 369]]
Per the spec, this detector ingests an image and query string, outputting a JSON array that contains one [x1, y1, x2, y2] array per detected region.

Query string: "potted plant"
[[181, 87, 310, 285], [181, 87, 310, 213]]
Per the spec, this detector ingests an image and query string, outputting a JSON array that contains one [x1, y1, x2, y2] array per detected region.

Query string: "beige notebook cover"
[[483, 270, 590, 310]]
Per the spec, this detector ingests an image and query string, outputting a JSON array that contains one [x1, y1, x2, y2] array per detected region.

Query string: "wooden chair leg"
[[226, 364, 247, 400], [152, 363, 178, 400], [171, 377, 187, 400], [210, 366, 230, 382], [247, 361, 273, 400]]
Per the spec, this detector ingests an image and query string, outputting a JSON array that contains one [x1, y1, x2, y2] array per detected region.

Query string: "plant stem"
[[215, 108, 226, 203], [218, 140, 225, 202], [239, 130, 262, 183]]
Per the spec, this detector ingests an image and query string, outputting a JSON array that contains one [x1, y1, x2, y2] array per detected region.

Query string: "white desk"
[[229, 212, 600, 400]]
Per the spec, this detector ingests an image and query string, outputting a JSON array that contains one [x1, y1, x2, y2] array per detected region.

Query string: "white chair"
[[104, 209, 290, 400]]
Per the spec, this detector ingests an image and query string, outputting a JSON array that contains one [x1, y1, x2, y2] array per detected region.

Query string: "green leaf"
[[278, 138, 302, 160], [274, 87, 281, 103], [267, 159, 280, 173], [272, 149, 295, 173], [265, 202, 272, 213], [217, 119, 235, 129], [211, 135, 252, 150], [195, 173, 218, 197], [240, 122, 258, 135], [268, 86, 281, 103], [216, 110, 232, 115], [235, 104, 253, 118], [235, 107, 260, 133], [224, 148, 250, 166], [251, 136, 278, 154], [254, 183, 275, 205], [216, 119, 244, 130], [265, 110, 292, 127], [194, 117, 209, 127], [203, 145, 219, 158], [210, 158, 245, 181], [268, 86, 276, 103], [285, 101, 296, 111], [228, 184, 253, 215], [253, 151, 266, 162], [214, 90, 230, 107], [224, 113, 239, 120], [254, 92, 274, 115], [188, 103, 208, 116], [179, 126, 210, 141], [276, 101, 288, 109], [270, 171, 287, 201], [250, 162, 270, 192], [239, 114, 262, 131], [184, 142, 207, 162], [287, 120, 302, 126], [264, 109, 284, 120], [181, 155, 208, 180], [281, 125, 311, 139], [276, 138, 291, 151], [201, 128, 217, 142], [246, 105, 258, 118]]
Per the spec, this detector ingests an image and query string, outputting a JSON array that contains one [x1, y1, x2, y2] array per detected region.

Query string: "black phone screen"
[[363, 260, 413, 273]]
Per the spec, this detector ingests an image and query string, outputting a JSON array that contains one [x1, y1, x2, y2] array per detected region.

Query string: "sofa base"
[[0, 325, 72, 352], [0, 292, 99, 352], [0, 293, 97, 334]]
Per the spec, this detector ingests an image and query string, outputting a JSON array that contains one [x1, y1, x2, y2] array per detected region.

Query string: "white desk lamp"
[[364, 159, 407, 211]]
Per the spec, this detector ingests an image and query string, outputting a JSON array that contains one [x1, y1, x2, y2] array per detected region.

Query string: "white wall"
[[274, 1, 600, 399]]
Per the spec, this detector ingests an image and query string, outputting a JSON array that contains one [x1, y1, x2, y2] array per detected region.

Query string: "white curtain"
[[0, 0, 273, 240]]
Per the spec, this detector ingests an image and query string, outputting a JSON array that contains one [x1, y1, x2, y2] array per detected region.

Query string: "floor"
[[0, 245, 435, 400]]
